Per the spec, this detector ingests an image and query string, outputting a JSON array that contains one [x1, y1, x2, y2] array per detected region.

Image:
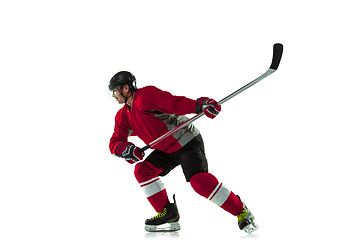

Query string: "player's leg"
[[136, 150, 181, 232], [135, 149, 181, 211], [178, 134, 258, 233], [189, 172, 244, 216], [191, 173, 258, 233], [173, 134, 243, 216], [178, 135, 254, 215], [134, 160, 170, 212]]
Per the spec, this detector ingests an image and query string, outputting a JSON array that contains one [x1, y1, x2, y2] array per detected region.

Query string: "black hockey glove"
[[195, 97, 221, 119], [114, 142, 144, 164]]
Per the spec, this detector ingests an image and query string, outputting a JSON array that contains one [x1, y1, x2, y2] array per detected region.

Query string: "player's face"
[[112, 88, 125, 104], [111, 85, 131, 104]]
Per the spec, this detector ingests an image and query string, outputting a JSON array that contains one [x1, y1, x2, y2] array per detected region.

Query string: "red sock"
[[190, 172, 243, 216], [134, 161, 170, 212]]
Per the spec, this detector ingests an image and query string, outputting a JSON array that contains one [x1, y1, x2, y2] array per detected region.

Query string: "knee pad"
[[134, 161, 163, 183]]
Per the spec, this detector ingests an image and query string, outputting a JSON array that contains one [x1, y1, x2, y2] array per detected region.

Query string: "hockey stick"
[[139, 43, 283, 154]]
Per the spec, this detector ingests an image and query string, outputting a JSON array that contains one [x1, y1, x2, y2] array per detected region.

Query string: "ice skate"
[[237, 197, 258, 234], [144, 194, 180, 232]]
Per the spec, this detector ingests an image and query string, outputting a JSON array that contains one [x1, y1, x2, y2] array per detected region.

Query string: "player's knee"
[[134, 161, 152, 182], [134, 161, 162, 183], [189, 172, 219, 198]]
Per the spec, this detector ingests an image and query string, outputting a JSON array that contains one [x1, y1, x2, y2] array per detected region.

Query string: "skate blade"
[[145, 222, 180, 232], [243, 222, 259, 234]]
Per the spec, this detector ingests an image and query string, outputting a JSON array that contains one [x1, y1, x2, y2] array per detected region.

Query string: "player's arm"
[[142, 86, 220, 118], [109, 112, 143, 164]]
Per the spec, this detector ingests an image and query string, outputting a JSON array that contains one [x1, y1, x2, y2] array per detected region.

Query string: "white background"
[[1, 1, 359, 240]]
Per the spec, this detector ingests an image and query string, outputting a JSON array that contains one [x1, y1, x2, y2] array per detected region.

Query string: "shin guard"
[[190, 173, 243, 216], [134, 161, 170, 212]]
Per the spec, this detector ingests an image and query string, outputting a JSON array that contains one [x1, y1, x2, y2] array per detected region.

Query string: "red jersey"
[[109, 86, 200, 154]]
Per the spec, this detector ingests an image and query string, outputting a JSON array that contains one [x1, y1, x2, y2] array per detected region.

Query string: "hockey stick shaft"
[[139, 43, 283, 153]]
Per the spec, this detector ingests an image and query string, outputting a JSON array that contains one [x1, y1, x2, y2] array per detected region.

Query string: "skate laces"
[[152, 208, 167, 220], [237, 207, 248, 223]]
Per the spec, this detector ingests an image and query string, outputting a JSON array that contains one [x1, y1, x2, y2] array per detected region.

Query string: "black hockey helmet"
[[108, 71, 137, 92]]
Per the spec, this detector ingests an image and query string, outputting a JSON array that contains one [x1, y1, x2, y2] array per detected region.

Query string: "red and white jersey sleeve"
[[109, 108, 133, 155], [140, 86, 197, 115]]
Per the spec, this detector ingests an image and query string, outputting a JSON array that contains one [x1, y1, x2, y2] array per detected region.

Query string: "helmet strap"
[[121, 91, 132, 105]]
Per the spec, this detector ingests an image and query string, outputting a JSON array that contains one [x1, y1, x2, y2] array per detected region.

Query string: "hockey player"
[[108, 71, 258, 233]]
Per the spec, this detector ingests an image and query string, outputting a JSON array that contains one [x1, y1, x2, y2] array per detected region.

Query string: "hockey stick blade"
[[218, 43, 283, 104], [139, 43, 283, 154], [269, 43, 283, 70]]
